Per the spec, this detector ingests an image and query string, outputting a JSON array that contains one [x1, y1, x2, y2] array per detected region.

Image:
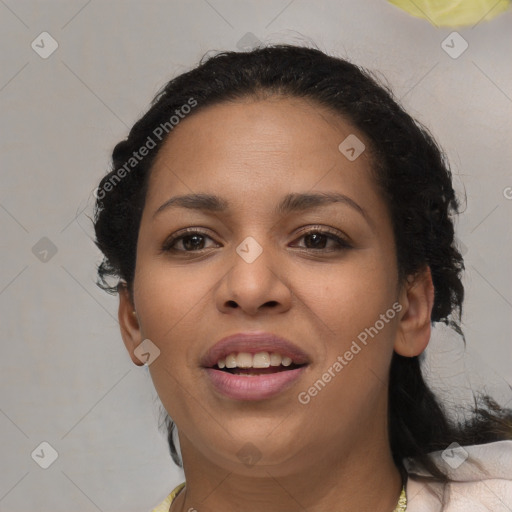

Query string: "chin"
[[204, 430, 309, 476]]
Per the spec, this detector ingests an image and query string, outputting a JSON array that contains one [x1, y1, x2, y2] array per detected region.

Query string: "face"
[[123, 96, 416, 476]]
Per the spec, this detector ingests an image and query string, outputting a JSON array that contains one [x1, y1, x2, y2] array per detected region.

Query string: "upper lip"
[[201, 332, 310, 368]]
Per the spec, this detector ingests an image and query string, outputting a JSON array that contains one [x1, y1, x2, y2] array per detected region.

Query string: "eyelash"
[[161, 226, 352, 254]]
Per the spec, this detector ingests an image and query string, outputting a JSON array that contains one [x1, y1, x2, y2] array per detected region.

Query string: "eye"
[[161, 226, 352, 254], [291, 226, 352, 252], [161, 229, 219, 253]]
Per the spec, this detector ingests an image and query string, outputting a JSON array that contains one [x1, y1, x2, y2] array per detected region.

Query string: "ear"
[[118, 283, 144, 366], [394, 266, 435, 357]]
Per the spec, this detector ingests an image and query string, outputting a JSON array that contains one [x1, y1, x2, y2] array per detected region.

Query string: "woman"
[[93, 45, 512, 511]]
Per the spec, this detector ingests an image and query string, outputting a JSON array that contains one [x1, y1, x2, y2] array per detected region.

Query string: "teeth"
[[236, 352, 253, 368], [270, 353, 282, 366], [281, 356, 292, 367], [215, 351, 297, 369], [253, 352, 270, 368], [225, 354, 237, 368]]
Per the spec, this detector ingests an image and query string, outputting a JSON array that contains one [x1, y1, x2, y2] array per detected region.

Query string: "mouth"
[[212, 351, 306, 375], [201, 332, 310, 401], [219, 366, 304, 375]]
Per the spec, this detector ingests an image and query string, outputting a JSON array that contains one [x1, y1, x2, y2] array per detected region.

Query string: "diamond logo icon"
[[441, 32, 468, 59], [32, 236, 58, 262], [236, 236, 263, 263], [338, 134, 365, 161], [31, 441, 58, 469], [441, 442, 468, 469], [236, 442, 262, 467], [31, 32, 59, 59], [134, 338, 161, 366], [236, 32, 262, 51]]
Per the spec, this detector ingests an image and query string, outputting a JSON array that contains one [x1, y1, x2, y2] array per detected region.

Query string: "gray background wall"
[[1, 1, 511, 511]]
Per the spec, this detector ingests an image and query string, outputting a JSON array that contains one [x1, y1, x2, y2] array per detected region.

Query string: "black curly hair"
[[93, 44, 512, 481]]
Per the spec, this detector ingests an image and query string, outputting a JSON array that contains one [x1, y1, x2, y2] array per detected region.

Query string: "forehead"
[[144, 96, 380, 214]]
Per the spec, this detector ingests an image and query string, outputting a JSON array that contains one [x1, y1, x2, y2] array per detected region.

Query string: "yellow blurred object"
[[388, 0, 511, 26]]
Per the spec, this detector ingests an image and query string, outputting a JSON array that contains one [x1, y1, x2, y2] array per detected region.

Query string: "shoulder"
[[150, 482, 185, 512], [404, 440, 512, 512]]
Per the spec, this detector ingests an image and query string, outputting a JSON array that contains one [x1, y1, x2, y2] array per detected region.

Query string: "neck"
[[173, 425, 403, 512]]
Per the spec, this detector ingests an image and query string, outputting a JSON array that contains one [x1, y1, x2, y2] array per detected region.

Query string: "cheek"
[[297, 253, 399, 414], [133, 262, 216, 424], [132, 259, 218, 413], [134, 259, 214, 342], [298, 252, 398, 339]]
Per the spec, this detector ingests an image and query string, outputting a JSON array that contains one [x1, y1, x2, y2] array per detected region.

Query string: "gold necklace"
[[168, 483, 407, 511], [393, 486, 407, 512]]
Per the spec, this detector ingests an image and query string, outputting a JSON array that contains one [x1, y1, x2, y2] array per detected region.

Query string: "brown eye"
[[303, 232, 331, 249], [162, 229, 219, 253], [177, 234, 208, 251], [291, 228, 352, 252]]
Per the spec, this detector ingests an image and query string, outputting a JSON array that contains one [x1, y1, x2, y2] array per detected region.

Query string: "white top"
[[405, 440, 512, 511]]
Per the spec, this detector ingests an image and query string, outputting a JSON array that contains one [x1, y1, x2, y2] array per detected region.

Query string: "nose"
[[215, 237, 293, 316]]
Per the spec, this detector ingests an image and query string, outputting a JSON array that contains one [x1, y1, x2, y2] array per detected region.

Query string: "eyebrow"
[[153, 191, 370, 224]]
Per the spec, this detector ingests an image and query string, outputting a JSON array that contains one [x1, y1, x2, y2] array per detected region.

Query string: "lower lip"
[[204, 366, 307, 401]]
